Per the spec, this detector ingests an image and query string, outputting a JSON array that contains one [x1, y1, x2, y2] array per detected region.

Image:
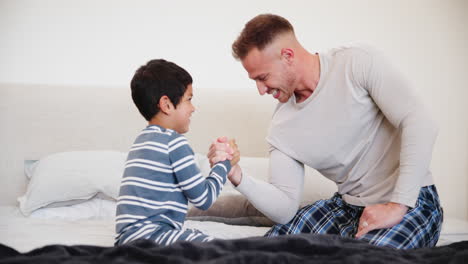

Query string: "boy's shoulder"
[[136, 125, 185, 144], [143, 125, 175, 135], [132, 125, 194, 160]]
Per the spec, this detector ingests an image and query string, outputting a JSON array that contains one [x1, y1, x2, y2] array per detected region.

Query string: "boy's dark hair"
[[232, 14, 294, 60], [131, 59, 192, 121]]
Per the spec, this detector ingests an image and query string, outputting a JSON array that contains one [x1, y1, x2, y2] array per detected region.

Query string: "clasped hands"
[[207, 136, 242, 186]]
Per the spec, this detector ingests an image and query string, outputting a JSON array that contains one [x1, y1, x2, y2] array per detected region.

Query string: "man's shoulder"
[[327, 43, 383, 59]]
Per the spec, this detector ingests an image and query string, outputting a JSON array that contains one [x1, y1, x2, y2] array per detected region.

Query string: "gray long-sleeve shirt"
[[236, 45, 438, 224]]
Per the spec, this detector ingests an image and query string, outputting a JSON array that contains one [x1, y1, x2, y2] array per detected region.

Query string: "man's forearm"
[[235, 173, 300, 224]]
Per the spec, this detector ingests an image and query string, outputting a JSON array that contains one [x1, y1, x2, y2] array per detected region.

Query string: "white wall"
[[1, 0, 467, 219]]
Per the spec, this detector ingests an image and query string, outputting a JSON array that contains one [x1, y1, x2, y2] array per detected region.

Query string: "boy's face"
[[172, 84, 195, 134]]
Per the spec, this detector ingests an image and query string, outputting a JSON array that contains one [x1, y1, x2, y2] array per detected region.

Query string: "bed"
[[1, 84, 468, 263], [1, 150, 468, 263]]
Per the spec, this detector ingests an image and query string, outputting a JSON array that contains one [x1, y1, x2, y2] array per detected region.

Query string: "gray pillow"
[[187, 194, 275, 227]]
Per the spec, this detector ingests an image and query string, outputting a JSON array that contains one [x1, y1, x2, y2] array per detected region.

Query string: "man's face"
[[241, 46, 296, 103]]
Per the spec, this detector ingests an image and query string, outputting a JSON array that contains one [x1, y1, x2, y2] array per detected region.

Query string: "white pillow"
[[302, 166, 338, 204], [29, 197, 117, 220], [24, 159, 38, 179], [19, 151, 127, 216], [238, 156, 337, 205], [19, 151, 234, 217]]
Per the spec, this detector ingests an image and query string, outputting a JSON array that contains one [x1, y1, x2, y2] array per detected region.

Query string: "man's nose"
[[256, 81, 267, 95]]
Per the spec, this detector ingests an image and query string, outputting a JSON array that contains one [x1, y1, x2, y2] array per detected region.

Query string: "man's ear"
[[281, 48, 294, 64], [158, 96, 174, 115]]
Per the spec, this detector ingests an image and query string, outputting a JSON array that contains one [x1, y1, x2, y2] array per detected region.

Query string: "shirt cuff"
[[234, 171, 255, 195], [217, 160, 232, 175]]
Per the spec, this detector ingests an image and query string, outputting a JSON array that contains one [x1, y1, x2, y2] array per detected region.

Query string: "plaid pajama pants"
[[265, 185, 443, 249]]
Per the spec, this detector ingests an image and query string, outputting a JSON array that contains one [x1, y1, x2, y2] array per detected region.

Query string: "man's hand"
[[207, 136, 233, 166], [207, 136, 242, 186], [207, 136, 240, 167], [228, 138, 240, 166], [355, 202, 409, 238], [228, 164, 242, 186]]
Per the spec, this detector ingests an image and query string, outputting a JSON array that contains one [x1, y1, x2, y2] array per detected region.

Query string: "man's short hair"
[[130, 59, 192, 121], [232, 14, 294, 60]]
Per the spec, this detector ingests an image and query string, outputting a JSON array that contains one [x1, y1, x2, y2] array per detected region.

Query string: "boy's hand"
[[207, 136, 240, 167], [207, 136, 233, 166], [207, 136, 243, 186]]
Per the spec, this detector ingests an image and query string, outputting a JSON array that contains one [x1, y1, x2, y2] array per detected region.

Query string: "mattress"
[[2, 204, 468, 253], [0, 206, 270, 252]]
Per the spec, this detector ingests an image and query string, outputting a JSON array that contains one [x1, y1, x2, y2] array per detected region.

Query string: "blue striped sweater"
[[115, 125, 231, 244]]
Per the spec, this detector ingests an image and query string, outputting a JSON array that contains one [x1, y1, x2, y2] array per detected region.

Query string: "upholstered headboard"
[[0, 83, 276, 206], [2, 83, 466, 222]]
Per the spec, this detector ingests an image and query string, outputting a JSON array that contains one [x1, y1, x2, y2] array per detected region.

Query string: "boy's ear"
[[158, 96, 174, 114]]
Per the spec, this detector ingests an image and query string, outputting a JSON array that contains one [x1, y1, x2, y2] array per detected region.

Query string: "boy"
[[115, 59, 236, 246]]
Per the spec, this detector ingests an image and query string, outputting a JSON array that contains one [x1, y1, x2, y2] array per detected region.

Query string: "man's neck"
[[294, 52, 320, 103]]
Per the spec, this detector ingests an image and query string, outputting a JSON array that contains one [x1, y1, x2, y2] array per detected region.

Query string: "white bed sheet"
[[0, 206, 270, 252], [437, 217, 468, 246], [1, 205, 468, 253]]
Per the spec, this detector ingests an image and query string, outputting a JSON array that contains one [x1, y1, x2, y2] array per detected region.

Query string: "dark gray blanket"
[[0, 234, 467, 264]]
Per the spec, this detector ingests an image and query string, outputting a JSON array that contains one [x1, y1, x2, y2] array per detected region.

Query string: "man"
[[209, 14, 442, 249]]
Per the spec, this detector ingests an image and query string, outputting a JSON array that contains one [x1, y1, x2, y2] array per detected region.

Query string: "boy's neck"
[[148, 119, 166, 129], [148, 115, 172, 131]]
